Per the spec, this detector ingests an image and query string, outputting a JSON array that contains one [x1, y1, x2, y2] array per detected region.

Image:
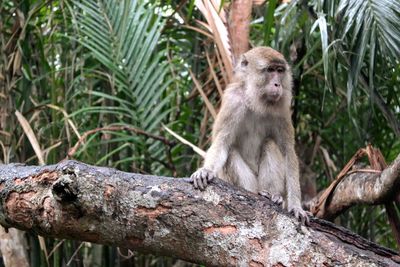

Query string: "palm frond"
[[195, 0, 233, 80], [336, 0, 400, 102], [72, 0, 173, 132], [310, 13, 329, 87]]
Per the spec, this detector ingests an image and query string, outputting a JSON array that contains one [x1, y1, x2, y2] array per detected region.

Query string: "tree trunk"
[[0, 227, 29, 267], [228, 0, 252, 61], [0, 161, 398, 266]]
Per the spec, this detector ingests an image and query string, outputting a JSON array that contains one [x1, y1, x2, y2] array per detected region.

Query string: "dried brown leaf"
[[15, 110, 45, 165]]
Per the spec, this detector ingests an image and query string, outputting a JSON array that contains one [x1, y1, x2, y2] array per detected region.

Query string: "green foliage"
[[69, 0, 175, 172], [336, 0, 400, 102], [1, 0, 399, 265]]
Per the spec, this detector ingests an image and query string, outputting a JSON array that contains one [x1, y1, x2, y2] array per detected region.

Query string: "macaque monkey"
[[191, 47, 310, 224]]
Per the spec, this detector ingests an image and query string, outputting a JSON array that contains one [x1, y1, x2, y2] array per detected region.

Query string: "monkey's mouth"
[[262, 93, 281, 104]]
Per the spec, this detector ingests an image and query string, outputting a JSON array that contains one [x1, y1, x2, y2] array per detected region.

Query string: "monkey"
[[190, 46, 310, 224]]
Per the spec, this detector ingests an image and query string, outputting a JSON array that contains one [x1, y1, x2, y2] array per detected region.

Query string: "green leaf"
[[72, 0, 174, 133], [263, 0, 278, 45]]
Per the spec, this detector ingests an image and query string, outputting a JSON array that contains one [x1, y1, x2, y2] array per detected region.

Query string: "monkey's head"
[[235, 47, 293, 113]]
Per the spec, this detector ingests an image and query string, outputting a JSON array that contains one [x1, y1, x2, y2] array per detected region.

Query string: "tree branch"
[[0, 161, 399, 266], [309, 152, 400, 220]]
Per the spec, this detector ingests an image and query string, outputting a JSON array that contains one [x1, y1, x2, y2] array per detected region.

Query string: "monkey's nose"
[[274, 83, 281, 87]]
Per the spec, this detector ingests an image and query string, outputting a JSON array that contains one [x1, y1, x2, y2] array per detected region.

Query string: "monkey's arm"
[[285, 142, 302, 208], [279, 120, 310, 224], [191, 88, 244, 189]]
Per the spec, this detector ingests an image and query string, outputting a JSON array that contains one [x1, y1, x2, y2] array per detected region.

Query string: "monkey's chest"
[[234, 117, 270, 170]]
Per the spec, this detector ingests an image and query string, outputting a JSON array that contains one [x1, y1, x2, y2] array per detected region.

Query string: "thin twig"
[[66, 242, 84, 266]]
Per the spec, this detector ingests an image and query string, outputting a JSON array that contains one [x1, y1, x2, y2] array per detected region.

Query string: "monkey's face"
[[258, 61, 286, 104], [234, 47, 293, 113], [240, 52, 289, 101]]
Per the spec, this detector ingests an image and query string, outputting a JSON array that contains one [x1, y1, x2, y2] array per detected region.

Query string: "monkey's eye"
[[276, 67, 285, 73], [266, 67, 275, 73]]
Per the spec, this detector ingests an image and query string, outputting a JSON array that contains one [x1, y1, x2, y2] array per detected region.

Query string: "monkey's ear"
[[233, 55, 248, 75], [240, 55, 248, 67]]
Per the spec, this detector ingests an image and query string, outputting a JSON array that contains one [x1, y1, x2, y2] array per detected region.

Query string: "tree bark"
[[228, 0, 252, 61], [0, 227, 30, 267], [0, 161, 399, 266], [308, 153, 400, 220]]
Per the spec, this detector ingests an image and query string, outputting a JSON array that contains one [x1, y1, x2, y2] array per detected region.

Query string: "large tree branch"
[[308, 153, 400, 220], [0, 161, 399, 266]]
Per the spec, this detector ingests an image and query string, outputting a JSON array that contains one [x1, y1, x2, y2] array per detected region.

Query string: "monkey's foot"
[[190, 168, 216, 190], [259, 191, 283, 207], [289, 206, 312, 226]]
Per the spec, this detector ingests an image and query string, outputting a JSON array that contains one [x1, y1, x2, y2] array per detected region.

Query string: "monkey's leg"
[[258, 140, 285, 206], [259, 191, 283, 207], [225, 150, 258, 193]]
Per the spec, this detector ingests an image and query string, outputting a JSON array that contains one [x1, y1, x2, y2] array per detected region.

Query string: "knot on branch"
[[52, 175, 78, 202]]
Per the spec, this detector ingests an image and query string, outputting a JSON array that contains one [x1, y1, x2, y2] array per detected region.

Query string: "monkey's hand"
[[259, 191, 283, 207], [288, 206, 312, 226], [190, 168, 217, 190]]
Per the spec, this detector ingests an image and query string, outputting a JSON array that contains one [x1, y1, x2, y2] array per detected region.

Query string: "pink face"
[[238, 51, 289, 106], [263, 61, 286, 103]]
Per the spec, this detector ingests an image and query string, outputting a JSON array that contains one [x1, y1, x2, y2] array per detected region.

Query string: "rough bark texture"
[[0, 161, 399, 266], [228, 0, 252, 62], [309, 153, 400, 220]]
